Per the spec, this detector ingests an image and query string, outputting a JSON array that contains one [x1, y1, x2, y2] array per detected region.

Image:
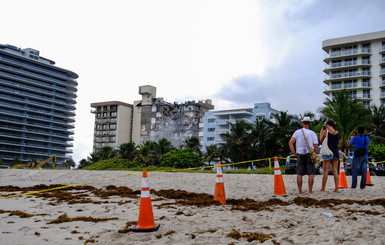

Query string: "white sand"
[[0, 169, 384, 245]]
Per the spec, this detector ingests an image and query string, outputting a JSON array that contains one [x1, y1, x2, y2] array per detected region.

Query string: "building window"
[[344, 80, 357, 89], [362, 67, 370, 76], [348, 91, 357, 99], [207, 137, 215, 141], [362, 78, 370, 87], [208, 128, 215, 132], [208, 118, 215, 123], [362, 90, 370, 99], [362, 56, 370, 65], [382, 77, 385, 86], [97, 113, 101, 118], [110, 124, 116, 129], [256, 115, 265, 121], [331, 81, 342, 89], [331, 48, 341, 56], [110, 112, 117, 117], [103, 106, 108, 111], [110, 105, 117, 110], [363, 101, 370, 108], [362, 43, 370, 53], [332, 60, 341, 67]]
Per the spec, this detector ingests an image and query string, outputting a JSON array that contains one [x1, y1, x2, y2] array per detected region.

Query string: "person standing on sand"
[[288, 117, 319, 195], [350, 126, 370, 190], [319, 120, 340, 193]]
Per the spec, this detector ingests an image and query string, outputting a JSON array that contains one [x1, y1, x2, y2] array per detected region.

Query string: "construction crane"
[[35, 155, 57, 169], [11, 155, 57, 169], [11, 162, 36, 169]]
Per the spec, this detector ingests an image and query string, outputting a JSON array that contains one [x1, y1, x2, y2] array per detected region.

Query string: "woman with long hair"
[[320, 120, 340, 192]]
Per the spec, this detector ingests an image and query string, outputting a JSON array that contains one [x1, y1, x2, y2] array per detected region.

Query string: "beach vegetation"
[[159, 148, 204, 168]]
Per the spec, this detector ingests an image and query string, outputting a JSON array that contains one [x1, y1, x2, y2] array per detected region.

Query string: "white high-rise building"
[[322, 30, 385, 108]]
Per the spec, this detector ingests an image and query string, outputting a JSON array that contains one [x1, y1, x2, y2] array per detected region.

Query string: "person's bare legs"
[[308, 175, 314, 194], [297, 175, 303, 195], [332, 159, 340, 192], [320, 160, 330, 191]]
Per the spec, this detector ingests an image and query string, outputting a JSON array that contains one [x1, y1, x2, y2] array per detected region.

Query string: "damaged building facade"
[[91, 85, 214, 150]]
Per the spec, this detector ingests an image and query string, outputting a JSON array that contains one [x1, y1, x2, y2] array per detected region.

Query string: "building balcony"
[[380, 68, 385, 77], [215, 119, 229, 125], [380, 57, 385, 65], [324, 49, 371, 62], [380, 80, 385, 88], [214, 129, 229, 135], [323, 61, 371, 72], [323, 83, 371, 93], [214, 139, 225, 144], [380, 46, 385, 54], [381, 92, 385, 99], [324, 71, 371, 81]]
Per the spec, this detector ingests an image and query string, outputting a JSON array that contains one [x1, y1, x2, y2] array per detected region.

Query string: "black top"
[[327, 131, 340, 158]]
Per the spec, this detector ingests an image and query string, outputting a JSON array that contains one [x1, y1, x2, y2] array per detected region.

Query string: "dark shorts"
[[297, 154, 316, 176]]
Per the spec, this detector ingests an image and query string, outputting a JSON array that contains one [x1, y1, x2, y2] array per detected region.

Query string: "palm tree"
[[271, 111, 297, 156], [97, 146, 117, 160], [87, 152, 101, 164], [64, 158, 75, 169], [220, 119, 253, 166], [135, 139, 174, 166], [369, 104, 385, 137], [118, 142, 139, 160], [203, 144, 222, 163], [250, 118, 274, 157], [322, 90, 371, 153], [184, 136, 202, 156]]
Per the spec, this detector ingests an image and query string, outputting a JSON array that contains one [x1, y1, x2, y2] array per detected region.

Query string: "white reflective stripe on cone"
[[274, 170, 282, 175], [141, 178, 149, 188], [217, 169, 222, 175], [141, 190, 150, 198], [216, 177, 223, 183]]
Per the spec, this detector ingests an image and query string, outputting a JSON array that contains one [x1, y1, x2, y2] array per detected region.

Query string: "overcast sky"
[[2, 0, 385, 162]]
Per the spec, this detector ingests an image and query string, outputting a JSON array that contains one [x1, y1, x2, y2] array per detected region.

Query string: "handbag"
[[354, 135, 367, 157], [301, 129, 320, 164], [320, 130, 333, 156]]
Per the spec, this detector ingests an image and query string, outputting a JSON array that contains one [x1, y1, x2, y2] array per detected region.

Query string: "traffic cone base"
[[132, 224, 160, 232], [273, 157, 287, 197], [338, 162, 348, 188]]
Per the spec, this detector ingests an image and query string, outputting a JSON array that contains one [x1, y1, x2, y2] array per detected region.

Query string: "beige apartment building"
[[91, 101, 133, 152], [322, 30, 385, 108]]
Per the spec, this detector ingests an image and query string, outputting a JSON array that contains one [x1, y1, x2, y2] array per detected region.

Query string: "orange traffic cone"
[[338, 161, 348, 188], [132, 170, 160, 232], [273, 157, 287, 196], [214, 161, 226, 204], [366, 165, 374, 186]]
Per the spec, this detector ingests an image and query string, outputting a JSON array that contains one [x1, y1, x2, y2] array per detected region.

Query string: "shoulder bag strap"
[[301, 129, 310, 148]]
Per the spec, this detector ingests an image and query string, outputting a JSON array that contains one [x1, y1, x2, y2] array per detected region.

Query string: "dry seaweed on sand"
[[47, 213, 119, 224]]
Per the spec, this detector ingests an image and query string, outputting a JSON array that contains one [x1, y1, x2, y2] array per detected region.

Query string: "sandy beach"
[[1, 169, 384, 245]]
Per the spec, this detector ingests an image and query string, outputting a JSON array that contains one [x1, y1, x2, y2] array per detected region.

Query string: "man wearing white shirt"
[[288, 117, 319, 195]]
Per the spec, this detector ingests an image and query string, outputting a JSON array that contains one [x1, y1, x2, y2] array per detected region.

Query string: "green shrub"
[[83, 158, 143, 170], [159, 149, 204, 168], [368, 143, 385, 162]]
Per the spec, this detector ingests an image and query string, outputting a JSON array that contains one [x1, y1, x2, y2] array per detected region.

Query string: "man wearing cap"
[[288, 116, 319, 195]]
